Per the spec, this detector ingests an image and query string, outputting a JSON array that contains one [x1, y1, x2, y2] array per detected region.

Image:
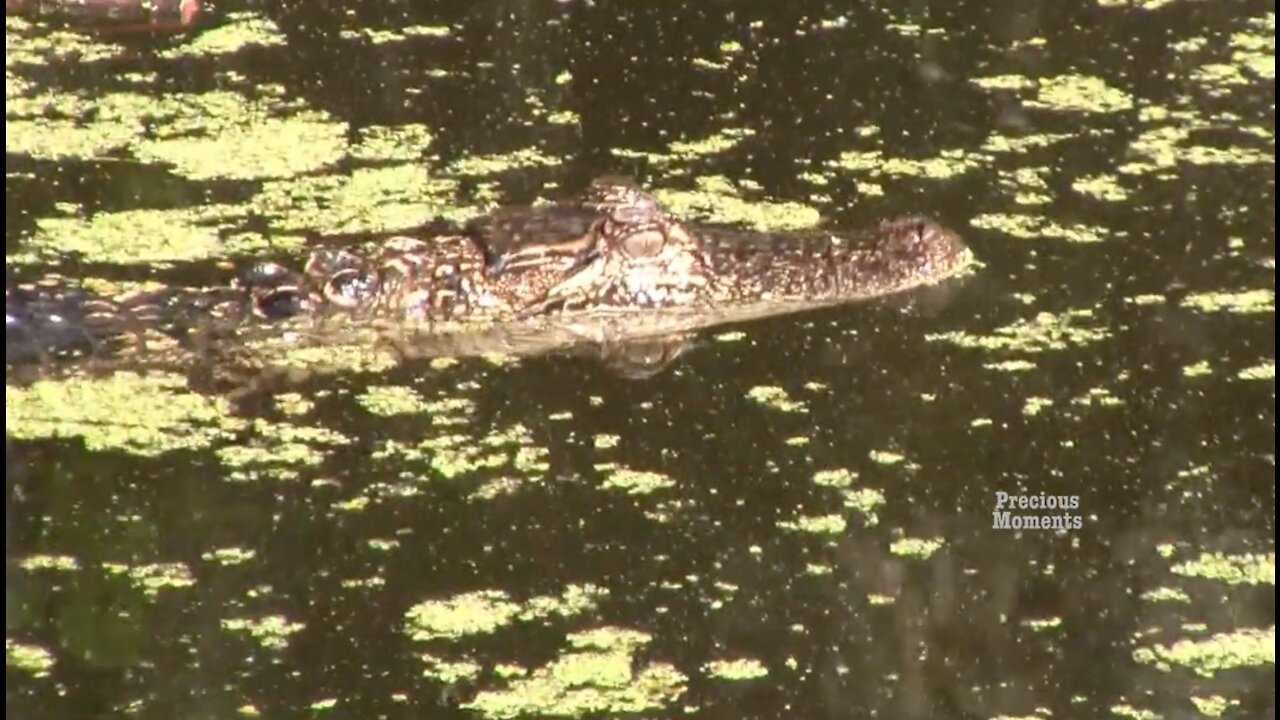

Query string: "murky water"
[[6, 2, 1275, 719]]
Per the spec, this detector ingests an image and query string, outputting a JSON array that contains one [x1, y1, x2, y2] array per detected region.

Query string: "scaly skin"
[[6, 179, 973, 375]]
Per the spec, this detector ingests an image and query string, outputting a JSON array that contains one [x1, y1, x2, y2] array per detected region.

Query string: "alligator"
[[6, 178, 973, 379]]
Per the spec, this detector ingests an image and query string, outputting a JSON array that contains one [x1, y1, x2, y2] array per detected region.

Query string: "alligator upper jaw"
[[521, 215, 974, 321]]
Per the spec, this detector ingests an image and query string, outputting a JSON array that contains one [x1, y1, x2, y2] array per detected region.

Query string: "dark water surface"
[[7, 2, 1275, 719]]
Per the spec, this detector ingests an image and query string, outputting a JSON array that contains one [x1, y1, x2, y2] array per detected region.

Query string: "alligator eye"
[[325, 268, 375, 308], [619, 229, 666, 258], [241, 261, 289, 286], [256, 287, 308, 320]]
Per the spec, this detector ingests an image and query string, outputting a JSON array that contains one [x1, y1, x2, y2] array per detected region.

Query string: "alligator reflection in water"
[[6, 179, 974, 380]]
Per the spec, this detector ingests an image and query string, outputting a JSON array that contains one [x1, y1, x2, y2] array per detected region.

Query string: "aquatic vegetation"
[[889, 537, 944, 558], [928, 309, 1109, 354], [1134, 627, 1275, 677], [653, 176, 820, 230], [745, 385, 808, 413], [222, 615, 306, 650], [1172, 552, 1275, 586], [704, 658, 768, 680], [7, 373, 239, 456]]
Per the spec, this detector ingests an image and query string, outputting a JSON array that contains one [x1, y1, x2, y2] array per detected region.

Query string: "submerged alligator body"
[[7, 178, 973, 378]]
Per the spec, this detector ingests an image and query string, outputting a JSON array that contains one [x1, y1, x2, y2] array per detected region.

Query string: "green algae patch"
[[600, 468, 676, 496], [1133, 626, 1275, 677], [842, 488, 886, 526], [831, 147, 983, 181], [407, 590, 523, 641], [7, 372, 238, 456], [1126, 292, 1167, 304], [1023, 617, 1063, 632], [406, 585, 607, 643], [1126, 294, 1167, 308], [202, 547, 257, 566], [869, 450, 905, 466], [1238, 361, 1274, 381], [778, 514, 847, 535], [1191, 63, 1251, 90], [158, 12, 287, 58], [494, 663, 528, 679], [447, 147, 560, 177], [424, 396, 480, 426], [376, 422, 546, 484], [6, 639, 55, 677], [1073, 387, 1124, 408], [971, 213, 1108, 243], [593, 434, 620, 450], [1121, 120, 1274, 175], [274, 393, 314, 416], [665, 128, 755, 160], [1023, 396, 1054, 416], [351, 124, 433, 162], [405, 24, 453, 38], [135, 110, 346, 181], [745, 385, 808, 413], [421, 654, 483, 683], [1230, 27, 1275, 81], [462, 627, 686, 719], [970, 74, 1035, 91], [981, 132, 1073, 154], [813, 468, 857, 488], [1072, 173, 1130, 202], [1172, 552, 1275, 586], [1191, 695, 1239, 717], [1141, 587, 1192, 604], [653, 176, 820, 231], [105, 561, 196, 597], [251, 164, 463, 234], [217, 419, 350, 482], [997, 166, 1052, 206], [704, 658, 768, 680], [18, 204, 244, 265], [1028, 75, 1134, 113], [986, 359, 1038, 373], [470, 476, 533, 501], [1110, 704, 1160, 720], [1183, 361, 1213, 378], [357, 385, 430, 416], [222, 615, 305, 650], [890, 537, 944, 559], [6, 118, 140, 160], [375, 435, 501, 480], [1181, 289, 1274, 314], [17, 554, 79, 572], [6, 23, 124, 66], [928, 309, 1108, 354]]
